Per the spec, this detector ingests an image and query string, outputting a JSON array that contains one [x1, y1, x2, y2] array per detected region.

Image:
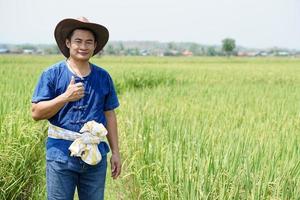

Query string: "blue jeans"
[[46, 154, 107, 200]]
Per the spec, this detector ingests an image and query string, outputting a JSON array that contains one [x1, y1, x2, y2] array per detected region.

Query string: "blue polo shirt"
[[32, 60, 119, 162]]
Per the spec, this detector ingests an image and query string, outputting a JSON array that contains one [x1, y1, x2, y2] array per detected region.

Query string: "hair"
[[66, 28, 97, 43]]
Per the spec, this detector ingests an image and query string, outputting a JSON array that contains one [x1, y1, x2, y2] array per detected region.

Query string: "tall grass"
[[0, 55, 52, 199], [1, 55, 300, 199]]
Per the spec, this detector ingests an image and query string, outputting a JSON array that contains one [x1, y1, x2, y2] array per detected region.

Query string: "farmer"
[[31, 17, 121, 200]]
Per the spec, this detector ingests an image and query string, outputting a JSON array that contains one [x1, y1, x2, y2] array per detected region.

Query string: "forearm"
[[105, 110, 120, 154], [31, 94, 67, 121]]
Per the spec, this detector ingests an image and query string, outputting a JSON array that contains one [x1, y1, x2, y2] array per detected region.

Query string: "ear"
[[66, 39, 71, 48]]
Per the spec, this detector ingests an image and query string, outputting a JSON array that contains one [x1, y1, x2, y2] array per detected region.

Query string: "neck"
[[67, 58, 91, 77]]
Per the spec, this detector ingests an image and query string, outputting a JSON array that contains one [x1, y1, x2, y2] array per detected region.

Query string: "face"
[[66, 29, 97, 61]]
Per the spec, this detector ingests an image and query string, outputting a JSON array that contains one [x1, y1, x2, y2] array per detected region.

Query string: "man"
[[31, 17, 121, 200]]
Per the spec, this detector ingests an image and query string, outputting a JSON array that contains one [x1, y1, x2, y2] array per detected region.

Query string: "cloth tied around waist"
[[48, 121, 108, 165]]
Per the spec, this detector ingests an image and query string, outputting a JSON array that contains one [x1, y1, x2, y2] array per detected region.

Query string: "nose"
[[79, 43, 88, 50]]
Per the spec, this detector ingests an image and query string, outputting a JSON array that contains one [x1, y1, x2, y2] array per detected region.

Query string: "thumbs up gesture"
[[69, 75, 76, 85], [63, 76, 85, 102]]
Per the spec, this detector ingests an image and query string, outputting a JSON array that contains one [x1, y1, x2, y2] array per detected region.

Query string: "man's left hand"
[[110, 153, 121, 179]]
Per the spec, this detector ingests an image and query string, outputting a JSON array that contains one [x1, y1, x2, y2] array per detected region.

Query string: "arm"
[[31, 94, 67, 121], [105, 110, 121, 179], [31, 76, 85, 121]]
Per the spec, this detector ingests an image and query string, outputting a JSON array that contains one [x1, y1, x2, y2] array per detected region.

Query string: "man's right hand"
[[31, 76, 85, 121], [63, 76, 85, 102]]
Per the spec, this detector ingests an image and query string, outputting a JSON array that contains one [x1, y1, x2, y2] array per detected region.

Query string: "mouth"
[[78, 52, 89, 56]]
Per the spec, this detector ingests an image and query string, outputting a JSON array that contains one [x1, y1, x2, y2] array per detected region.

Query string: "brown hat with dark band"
[[54, 17, 109, 58]]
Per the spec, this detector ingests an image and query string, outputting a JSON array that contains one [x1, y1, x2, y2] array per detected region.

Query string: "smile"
[[78, 52, 89, 55]]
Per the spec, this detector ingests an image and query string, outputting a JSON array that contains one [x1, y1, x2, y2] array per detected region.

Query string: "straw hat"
[[54, 17, 109, 58]]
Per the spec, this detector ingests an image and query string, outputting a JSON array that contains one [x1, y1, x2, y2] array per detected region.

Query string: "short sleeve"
[[32, 71, 55, 103], [103, 74, 119, 111]]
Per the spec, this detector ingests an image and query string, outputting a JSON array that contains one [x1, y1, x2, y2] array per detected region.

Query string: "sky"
[[0, 0, 299, 49]]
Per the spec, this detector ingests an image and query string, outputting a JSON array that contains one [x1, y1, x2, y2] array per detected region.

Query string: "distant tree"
[[200, 47, 206, 55], [119, 42, 124, 51], [118, 42, 125, 55], [125, 48, 140, 56], [105, 44, 115, 55], [222, 38, 236, 56], [207, 46, 217, 56], [189, 43, 201, 56], [19, 44, 37, 51], [167, 42, 177, 50], [44, 46, 60, 54]]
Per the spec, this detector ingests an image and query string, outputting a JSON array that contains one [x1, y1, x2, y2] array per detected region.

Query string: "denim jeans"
[[46, 153, 107, 200]]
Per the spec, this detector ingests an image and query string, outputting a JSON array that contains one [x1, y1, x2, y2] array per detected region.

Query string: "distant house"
[[277, 51, 289, 56], [0, 48, 9, 54], [163, 50, 179, 56], [151, 49, 164, 56], [36, 49, 44, 55], [140, 49, 149, 56], [10, 48, 23, 54], [237, 51, 258, 57], [255, 51, 269, 56], [237, 51, 248, 57], [237, 51, 270, 57], [182, 50, 193, 56], [23, 49, 34, 54]]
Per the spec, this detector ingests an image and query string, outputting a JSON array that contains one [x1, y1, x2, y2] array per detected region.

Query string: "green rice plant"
[[1, 55, 300, 199], [114, 70, 177, 95]]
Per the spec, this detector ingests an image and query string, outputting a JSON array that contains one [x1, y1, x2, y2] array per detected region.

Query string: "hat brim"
[[54, 18, 109, 58]]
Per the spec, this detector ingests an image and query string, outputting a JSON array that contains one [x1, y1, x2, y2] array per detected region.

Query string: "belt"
[[48, 121, 108, 165]]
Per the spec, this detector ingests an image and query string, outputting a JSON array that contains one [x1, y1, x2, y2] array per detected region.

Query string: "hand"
[[63, 76, 85, 102], [110, 153, 121, 179]]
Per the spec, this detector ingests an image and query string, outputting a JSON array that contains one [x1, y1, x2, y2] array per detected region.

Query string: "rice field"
[[0, 55, 300, 199]]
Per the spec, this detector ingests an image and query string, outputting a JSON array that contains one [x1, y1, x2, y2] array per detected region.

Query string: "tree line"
[[0, 38, 297, 56]]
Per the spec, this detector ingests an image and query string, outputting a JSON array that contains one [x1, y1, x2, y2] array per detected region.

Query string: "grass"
[[0, 55, 300, 199]]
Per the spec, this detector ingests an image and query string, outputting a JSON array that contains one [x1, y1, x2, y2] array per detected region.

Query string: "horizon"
[[0, 40, 299, 51]]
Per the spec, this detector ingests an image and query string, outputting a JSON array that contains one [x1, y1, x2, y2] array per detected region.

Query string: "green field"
[[0, 55, 300, 199]]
